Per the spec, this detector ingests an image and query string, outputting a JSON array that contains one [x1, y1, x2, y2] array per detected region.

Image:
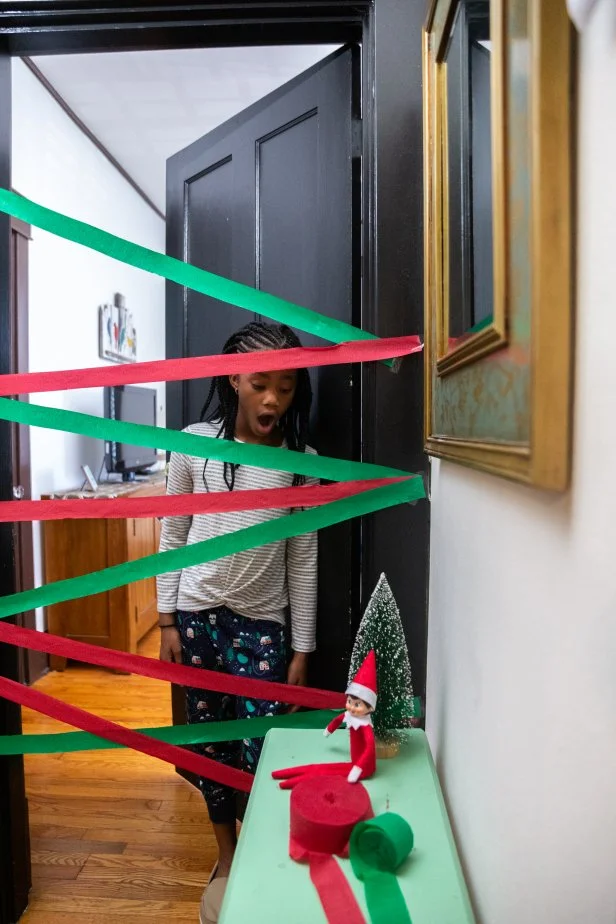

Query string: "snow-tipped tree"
[[348, 573, 414, 739]]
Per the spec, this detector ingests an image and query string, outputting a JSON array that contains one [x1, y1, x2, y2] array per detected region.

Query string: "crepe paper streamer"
[[0, 188, 377, 348], [0, 709, 334, 757], [0, 478, 420, 621], [349, 813, 414, 924], [0, 673, 253, 793], [0, 336, 423, 398], [0, 620, 346, 711], [0, 697, 424, 756], [290, 775, 372, 924], [308, 855, 367, 924], [0, 477, 406, 524], [0, 396, 412, 484]]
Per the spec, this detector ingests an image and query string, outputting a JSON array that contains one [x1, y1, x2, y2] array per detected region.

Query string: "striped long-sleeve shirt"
[[156, 422, 318, 653]]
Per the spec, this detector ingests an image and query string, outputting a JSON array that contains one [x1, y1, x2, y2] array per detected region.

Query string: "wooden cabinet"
[[42, 476, 165, 670]]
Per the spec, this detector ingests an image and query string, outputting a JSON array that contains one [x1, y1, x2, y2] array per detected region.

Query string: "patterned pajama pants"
[[177, 607, 287, 824]]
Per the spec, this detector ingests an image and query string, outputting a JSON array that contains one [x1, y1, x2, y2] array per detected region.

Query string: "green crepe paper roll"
[[350, 812, 414, 924]]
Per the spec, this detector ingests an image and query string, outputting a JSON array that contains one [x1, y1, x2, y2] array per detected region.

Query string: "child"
[[156, 321, 317, 924]]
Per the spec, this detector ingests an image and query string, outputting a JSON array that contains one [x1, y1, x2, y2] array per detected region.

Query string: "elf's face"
[[346, 695, 372, 718]]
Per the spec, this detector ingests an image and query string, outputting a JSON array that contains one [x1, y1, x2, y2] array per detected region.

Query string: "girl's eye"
[[251, 383, 265, 391]]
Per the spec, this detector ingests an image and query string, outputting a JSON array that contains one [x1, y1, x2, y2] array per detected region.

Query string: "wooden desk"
[[42, 475, 165, 669], [221, 729, 475, 924]]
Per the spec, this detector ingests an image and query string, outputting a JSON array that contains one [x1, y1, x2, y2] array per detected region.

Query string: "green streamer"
[[0, 397, 409, 483], [0, 710, 334, 756], [0, 188, 376, 347], [0, 699, 424, 757], [0, 479, 422, 620], [350, 813, 414, 924]]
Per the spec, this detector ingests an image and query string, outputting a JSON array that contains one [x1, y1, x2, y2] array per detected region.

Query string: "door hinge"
[[351, 119, 363, 159]]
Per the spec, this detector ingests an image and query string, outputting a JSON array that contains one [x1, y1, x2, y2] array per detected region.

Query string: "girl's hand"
[[160, 626, 182, 663], [287, 652, 309, 713]]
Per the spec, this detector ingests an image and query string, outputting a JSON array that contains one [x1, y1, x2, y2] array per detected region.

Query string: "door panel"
[[183, 157, 244, 425], [254, 92, 357, 689], [166, 47, 360, 699], [257, 113, 319, 301], [129, 517, 157, 641]]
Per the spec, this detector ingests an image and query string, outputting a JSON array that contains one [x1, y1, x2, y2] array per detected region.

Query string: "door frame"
[[9, 215, 47, 688], [0, 3, 430, 920]]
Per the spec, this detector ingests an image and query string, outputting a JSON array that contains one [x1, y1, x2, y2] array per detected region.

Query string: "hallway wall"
[[425, 4, 616, 922], [12, 58, 166, 628]]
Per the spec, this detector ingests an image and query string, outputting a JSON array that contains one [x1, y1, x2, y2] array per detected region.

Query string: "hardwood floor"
[[20, 628, 213, 922]]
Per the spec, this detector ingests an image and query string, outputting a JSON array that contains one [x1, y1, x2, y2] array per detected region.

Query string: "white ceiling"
[[30, 45, 340, 214]]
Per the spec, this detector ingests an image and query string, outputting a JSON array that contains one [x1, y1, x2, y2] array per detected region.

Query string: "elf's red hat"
[[346, 650, 377, 710]]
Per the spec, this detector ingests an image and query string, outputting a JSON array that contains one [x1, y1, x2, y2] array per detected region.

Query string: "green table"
[[220, 728, 475, 923]]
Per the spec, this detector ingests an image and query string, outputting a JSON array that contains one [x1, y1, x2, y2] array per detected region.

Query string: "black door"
[[166, 46, 360, 692]]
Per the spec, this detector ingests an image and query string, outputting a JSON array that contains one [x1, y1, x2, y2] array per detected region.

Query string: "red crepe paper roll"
[[288, 776, 371, 924], [290, 775, 373, 860]]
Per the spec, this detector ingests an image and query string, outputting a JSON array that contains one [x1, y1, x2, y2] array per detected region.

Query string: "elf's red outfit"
[[326, 711, 376, 777], [272, 651, 378, 789]]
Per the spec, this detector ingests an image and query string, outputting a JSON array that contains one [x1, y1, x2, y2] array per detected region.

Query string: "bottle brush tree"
[[348, 573, 415, 741]]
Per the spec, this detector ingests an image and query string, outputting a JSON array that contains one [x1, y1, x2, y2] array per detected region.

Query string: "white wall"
[[11, 59, 166, 624], [425, 5, 616, 923]]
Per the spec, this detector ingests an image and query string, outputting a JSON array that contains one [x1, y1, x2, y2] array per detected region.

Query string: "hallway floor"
[[20, 628, 213, 922]]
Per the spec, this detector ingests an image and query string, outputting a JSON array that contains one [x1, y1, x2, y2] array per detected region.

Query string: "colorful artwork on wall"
[[98, 293, 137, 364]]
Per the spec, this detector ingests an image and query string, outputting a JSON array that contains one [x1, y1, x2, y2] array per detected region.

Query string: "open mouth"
[[256, 412, 277, 433]]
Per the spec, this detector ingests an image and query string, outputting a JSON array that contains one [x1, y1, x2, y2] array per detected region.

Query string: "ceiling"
[[30, 45, 340, 214]]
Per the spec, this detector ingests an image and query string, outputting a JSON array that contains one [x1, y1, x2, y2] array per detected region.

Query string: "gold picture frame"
[[423, 0, 573, 489]]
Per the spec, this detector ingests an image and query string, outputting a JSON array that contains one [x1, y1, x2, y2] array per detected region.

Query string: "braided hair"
[[200, 321, 313, 491]]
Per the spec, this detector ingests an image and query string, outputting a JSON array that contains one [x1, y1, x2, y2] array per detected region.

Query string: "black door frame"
[[0, 3, 430, 921]]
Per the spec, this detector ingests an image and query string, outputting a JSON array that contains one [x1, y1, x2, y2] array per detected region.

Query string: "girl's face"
[[230, 370, 297, 444]]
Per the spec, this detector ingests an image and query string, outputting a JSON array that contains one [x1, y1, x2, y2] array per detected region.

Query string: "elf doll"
[[272, 651, 377, 789]]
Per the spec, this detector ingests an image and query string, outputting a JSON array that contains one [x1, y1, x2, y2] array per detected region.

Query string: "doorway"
[[0, 4, 429, 921], [166, 45, 361, 693]]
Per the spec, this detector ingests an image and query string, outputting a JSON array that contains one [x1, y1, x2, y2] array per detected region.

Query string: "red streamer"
[[0, 477, 407, 524], [309, 855, 367, 924], [309, 856, 366, 924], [0, 336, 422, 397], [290, 776, 371, 924], [0, 674, 253, 792], [0, 621, 346, 711]]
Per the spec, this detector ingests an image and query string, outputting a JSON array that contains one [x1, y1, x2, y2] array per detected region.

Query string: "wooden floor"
[[20, 628, 214, 923]]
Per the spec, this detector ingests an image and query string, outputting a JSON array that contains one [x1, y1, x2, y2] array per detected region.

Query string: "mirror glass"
[[444, 0, 493, 347]]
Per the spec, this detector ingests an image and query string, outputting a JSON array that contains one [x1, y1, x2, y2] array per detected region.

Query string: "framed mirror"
[[423, 0, 573, 489]]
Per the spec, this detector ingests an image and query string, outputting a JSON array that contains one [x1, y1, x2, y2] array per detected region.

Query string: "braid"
[[200, 322, 313, 491]]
